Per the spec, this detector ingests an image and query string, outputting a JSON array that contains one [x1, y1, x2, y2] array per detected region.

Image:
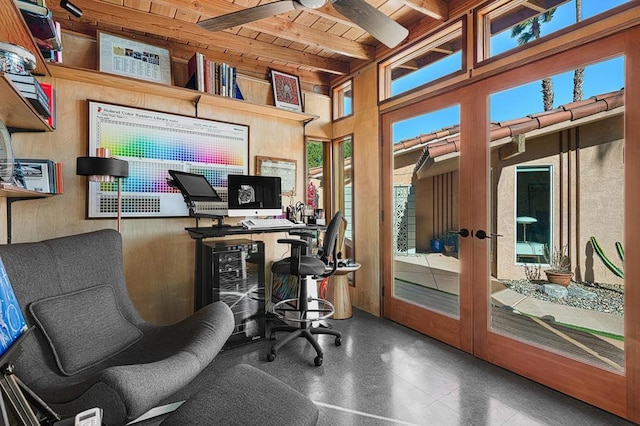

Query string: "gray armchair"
[[0, 229, 234, 425]]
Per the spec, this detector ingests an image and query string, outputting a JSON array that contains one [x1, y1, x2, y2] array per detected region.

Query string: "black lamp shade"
[[76, 157, 129, 178]]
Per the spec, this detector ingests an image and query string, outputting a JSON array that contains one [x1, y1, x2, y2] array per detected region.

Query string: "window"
[[305, 138, 330, 215], [379, 20, 464, 100], [333, 80, 352, 119], [334, 136, 354, 278], [478, 0, 631, 60], [515, 166, 552, 264]]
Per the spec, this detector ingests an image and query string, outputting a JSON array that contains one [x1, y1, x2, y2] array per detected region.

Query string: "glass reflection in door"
[[489, 57, 625, 373], [391, 105, 461, 317]]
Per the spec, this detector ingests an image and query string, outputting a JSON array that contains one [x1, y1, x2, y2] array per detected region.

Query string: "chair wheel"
[[335, 337, 342, 346], [314, 356, 323, 366], [267, 351, 276, 362]]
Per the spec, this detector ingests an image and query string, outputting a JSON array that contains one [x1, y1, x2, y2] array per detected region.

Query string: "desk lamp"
[[76, 148, 129, 232]]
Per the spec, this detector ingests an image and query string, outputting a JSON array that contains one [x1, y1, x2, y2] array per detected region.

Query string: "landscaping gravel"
[[501, 279, 624, 315]]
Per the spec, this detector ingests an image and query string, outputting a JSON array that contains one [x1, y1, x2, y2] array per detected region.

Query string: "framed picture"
[[270, 69, 302, 112], [88, 101, 249, 218], [256, 156, 297, 196], [97, 31, 173, 85]]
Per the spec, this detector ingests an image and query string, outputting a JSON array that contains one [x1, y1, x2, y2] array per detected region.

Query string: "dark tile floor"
[[152, 308, 633, 425]]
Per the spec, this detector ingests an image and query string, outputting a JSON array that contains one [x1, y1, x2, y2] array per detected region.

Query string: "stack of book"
[[15, 0, 63, 63], [185, 52, 243, 99], [6, 73, 51, 119]]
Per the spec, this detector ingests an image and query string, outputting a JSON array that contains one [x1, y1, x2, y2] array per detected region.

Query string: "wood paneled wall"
[[9, 74, 328, 325], [333, 65, 381, 315]]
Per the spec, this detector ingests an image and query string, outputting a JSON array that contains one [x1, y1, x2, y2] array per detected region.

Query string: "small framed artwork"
[[97, 31, 173, 85], [270, 69, 302, 112], [256, 156, 297, 196]]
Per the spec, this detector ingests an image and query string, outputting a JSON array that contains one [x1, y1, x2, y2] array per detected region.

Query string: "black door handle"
[[453, 228, 470, 238], [475, 230, 503, 240]]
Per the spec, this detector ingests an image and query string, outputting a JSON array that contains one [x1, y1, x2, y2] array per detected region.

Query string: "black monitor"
[[168, 170, 222, 202], [227, 174, 282, 217]]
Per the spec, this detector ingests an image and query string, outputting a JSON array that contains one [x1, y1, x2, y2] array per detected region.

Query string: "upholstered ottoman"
[[161, 364, 318, 425]]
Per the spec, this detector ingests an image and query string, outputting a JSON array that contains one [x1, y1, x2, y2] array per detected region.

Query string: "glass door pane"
[[489, 57, 625, 373], [391, 106, 461, 317]]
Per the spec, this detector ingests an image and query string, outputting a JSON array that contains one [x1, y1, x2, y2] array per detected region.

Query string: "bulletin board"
[[87, 101, 249, 218]]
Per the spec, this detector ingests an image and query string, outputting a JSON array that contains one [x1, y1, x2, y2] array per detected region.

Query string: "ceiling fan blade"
[[331, 0, 408, 48], [198, 1, 298, 32]]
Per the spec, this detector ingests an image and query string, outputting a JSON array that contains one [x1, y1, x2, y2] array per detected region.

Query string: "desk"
[[326, 263, 360, 320], [186, 225, 323, 311]]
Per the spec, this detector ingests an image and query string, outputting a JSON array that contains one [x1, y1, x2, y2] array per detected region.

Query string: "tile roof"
[[408, 89, 624, 174]]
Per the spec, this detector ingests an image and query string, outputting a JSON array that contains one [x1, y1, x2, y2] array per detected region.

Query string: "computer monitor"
[[227, 174, 282, 217], [168, 170, 222, 202]]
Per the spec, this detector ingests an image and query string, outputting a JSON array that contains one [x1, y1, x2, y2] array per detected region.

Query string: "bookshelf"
[[0, 73, 52, 132], [0, 0, 50, 77], [0, 2, 58, 244], [0, 183, 52, 199], [49, 64, 318, 123]]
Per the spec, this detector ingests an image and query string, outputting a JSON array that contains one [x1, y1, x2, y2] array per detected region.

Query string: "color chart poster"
[[88, 101, 249, 218]]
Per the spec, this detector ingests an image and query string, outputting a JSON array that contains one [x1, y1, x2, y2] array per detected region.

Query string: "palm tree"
[[511, 10, 556, 110], [573, 0, 584, 102]]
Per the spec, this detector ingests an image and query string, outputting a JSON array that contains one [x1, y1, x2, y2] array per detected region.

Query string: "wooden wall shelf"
[[49, 64, 319, 123], [0, 184, 52, 199], [0, 73, 52, 132], [0, 0, 50, 77]]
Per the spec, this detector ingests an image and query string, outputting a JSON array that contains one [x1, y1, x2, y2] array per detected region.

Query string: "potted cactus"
[[543, 245, 573, 286]]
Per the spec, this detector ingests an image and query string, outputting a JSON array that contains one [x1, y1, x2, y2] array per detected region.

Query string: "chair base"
[[267, 325, 341, 367]]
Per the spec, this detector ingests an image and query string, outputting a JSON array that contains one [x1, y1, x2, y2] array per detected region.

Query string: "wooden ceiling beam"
[[395, 0, 448, 20], [147, 0, 374, 60], [58, 22, 329, 85], [50, 0, 350, 74]]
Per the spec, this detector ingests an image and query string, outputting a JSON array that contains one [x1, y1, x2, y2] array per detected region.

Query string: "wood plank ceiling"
[[48, 0, 450, 87]]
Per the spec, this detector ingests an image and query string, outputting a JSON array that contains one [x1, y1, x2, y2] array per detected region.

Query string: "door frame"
[[381, 90, 474, 354], [381, 26, 640, 422]]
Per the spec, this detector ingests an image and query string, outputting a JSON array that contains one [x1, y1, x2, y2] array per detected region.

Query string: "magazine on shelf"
[[16, 1, 62, 51], [16, 158, 55, 193]]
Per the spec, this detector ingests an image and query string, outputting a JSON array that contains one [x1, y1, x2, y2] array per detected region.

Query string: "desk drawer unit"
[[202, 239, 265, 349]]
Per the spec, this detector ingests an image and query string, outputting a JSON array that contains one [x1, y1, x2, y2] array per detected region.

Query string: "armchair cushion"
[[29, 284, 143, 376]]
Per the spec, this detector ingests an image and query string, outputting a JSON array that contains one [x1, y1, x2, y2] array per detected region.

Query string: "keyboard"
[[240, 218, 305, 229]]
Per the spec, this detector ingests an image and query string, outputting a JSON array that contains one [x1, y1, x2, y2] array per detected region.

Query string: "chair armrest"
[[288, 230, 315, 239], [277, 238, 310, 248]]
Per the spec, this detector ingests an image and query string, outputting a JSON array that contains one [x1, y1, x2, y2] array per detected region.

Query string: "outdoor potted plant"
[[443, 231, 458, 255], [543, 245, 573, 286]]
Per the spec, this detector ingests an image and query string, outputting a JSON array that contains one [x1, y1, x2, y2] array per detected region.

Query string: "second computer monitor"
[[227, 174, 282, 217]]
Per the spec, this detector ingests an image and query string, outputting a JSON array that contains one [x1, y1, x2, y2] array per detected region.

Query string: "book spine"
[[11, 81, 37, 93], [15, 0, 48, 16], [54, 162, 63, 194], [203, 58, 210, 94], [220, 63, 227, 97], [196, 52, 204, 92], [23, 91, 51, 118], [40, 83, 55, 129], [231, 66, 237, 99], [214, 63, 220, 95], [6, 74, 36, 84], [208, 60, 216, 95]]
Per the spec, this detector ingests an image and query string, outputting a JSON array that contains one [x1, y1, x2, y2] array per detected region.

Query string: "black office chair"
[[267, 211, 343, 366]]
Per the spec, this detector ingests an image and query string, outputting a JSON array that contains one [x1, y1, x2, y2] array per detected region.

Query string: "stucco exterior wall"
[[492, 114, 624, 284]]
